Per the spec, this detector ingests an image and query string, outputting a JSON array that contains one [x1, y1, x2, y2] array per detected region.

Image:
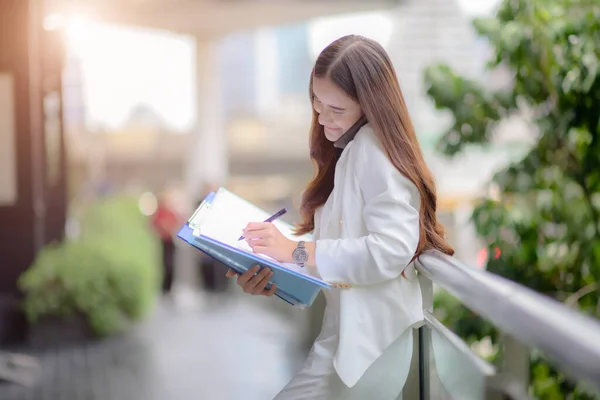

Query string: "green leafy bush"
[[425, 0, 600, 397], [19, 196, 162, 336]]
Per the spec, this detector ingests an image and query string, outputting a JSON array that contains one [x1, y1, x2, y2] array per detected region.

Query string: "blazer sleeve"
[[314, 135, 421, 286]]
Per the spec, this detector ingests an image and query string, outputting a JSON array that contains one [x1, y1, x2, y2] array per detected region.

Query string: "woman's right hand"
[[226, 265, 277, 296]]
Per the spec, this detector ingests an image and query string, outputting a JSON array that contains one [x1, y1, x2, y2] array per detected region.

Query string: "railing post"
[[484, 377, 507, 400], [403, 328, 423, 399], [419, 325, 432, 400], [420, 273, 433, 400], [402, 274, 433, 400], [500, 335, 530, 396], [402, 271, 433, 400]]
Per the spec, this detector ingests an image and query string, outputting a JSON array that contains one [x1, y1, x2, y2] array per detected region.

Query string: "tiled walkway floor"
[[0, 286, 311, 400]]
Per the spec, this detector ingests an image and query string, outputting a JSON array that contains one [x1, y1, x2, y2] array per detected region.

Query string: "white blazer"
[[312, 123, 424, 388]]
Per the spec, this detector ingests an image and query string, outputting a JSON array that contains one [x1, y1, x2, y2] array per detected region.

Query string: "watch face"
[[292, 248, 309, 263]]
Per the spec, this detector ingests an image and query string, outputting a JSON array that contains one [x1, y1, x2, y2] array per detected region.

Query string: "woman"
[[226, 35, 454, 399]]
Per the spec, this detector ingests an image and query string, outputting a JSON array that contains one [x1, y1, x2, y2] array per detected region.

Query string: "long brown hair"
[[295, 34, 454, 259]]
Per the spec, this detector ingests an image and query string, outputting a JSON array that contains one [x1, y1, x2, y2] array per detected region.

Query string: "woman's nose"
[[318, 109, 332, 126]]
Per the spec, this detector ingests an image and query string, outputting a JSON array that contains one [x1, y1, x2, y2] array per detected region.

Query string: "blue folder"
[[177, 190, 330, 307]]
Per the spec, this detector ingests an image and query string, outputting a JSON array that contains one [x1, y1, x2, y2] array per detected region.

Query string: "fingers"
[[225, 268, 237, 278], [264, 283, 277, 297], [243, 222, 277, 239], [245, 238, 270, 248], [245, 222, 272, 232], [242, 267, 273, 295], [249, 269, 274, 295], [250, 245, 268, 255], [228, 264, 277, 297], [236, 265, 260, 286], [243, 230, 271, 241]]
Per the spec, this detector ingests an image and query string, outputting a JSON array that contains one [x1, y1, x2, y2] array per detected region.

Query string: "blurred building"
[[56, 0, 524, 263], [1, 0, 398, 342], [0, 1, 68, 342], [216, 23, 314, 217]]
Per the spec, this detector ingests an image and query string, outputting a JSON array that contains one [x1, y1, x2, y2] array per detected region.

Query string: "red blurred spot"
[[494, 247, 501, 259], [477, 248, 488, 268]]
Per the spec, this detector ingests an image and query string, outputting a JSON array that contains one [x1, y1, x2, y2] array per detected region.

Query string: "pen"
[[238, 207, 288, 241]]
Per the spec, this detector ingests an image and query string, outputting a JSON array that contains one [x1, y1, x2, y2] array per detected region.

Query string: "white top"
[[311, 123, 424, 387]]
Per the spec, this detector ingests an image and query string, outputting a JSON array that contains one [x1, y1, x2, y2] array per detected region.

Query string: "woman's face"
[[312, 76, 363, 142]]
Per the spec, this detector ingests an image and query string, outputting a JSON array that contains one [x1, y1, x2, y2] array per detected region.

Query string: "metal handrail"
[[415, 250, 600, 392]]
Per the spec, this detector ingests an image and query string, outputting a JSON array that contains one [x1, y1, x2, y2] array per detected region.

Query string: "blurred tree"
[[424, 0, 600, 398]]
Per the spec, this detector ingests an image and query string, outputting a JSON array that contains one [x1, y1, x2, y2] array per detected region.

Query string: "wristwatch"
[[292, 241, 309, 267]]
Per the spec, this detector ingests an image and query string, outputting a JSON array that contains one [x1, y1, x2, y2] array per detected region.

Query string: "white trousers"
[[273, 327, 413, 400]]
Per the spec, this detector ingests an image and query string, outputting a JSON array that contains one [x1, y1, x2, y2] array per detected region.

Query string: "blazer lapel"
[[321, 145, 352, 238], [321, 120, 367, 238]]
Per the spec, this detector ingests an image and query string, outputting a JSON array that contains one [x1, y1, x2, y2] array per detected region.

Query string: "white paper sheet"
[[196, 188, 320, 280]]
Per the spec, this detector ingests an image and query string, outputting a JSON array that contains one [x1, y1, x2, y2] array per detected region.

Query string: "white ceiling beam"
[[44, 0, 401, 38]]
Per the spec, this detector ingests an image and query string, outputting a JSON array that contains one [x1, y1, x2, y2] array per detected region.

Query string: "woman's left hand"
[[243, 222, 296, 263]]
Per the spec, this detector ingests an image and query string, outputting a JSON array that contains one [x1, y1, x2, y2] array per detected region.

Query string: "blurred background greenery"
[[19, 196, 162, 337], [426, 0, 600, 398]]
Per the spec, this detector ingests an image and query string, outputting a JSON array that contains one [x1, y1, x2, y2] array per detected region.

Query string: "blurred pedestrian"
[[151, 192, 181, 294]]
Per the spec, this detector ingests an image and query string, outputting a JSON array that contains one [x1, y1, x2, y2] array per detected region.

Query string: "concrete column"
[[0, 75, 17, 207], [254, 27, 279, 119], [0, 0, 66, 344], [186, 38, 228, 201]]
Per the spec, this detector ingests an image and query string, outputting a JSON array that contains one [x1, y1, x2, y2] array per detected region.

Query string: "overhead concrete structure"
[[44, 0, 402, 198], [44, 0, 401, 37]]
